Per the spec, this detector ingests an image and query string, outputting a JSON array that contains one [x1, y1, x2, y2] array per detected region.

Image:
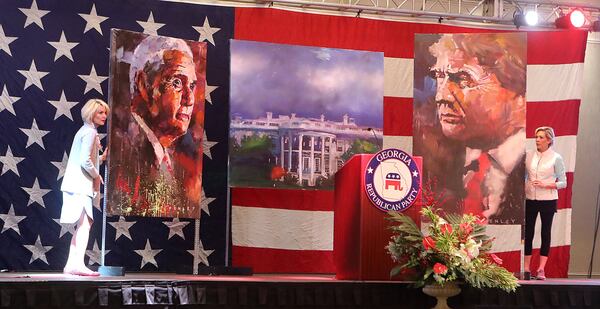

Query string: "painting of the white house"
[[229, 40, 384, 189]]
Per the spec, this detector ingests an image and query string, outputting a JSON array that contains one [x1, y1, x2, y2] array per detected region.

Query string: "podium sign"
[[334, 151, 422, 280]]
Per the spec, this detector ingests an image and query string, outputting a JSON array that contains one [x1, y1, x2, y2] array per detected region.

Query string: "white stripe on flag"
[[384, 135, 576, 173], [420, 223, 522, 253], [232, 206, 334, 250], [487, 225, 521, 253], [527, 63, 584, 102], [526, 135, 577, 173], [532, 208, 571, 248], [421, 208, 570, 253], [383, 59, 584, 103], [383, 135, 412, 154], [384, 57, 413, 98]]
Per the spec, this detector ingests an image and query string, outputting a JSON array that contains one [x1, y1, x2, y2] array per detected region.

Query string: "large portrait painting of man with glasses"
[[413, 33, 526, 226], [106, 30, 207, 218]]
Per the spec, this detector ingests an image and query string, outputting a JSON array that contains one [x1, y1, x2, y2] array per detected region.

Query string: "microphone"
[[367, 127, 382, 150]]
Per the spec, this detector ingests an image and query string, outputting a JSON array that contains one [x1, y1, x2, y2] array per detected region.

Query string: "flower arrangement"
[[386, 185, 519, 292]]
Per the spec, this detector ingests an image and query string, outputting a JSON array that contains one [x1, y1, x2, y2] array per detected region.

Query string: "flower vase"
[[422, 282, 461, 309]]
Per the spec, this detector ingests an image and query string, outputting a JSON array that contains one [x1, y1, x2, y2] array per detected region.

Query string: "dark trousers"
[[524, 199, 557, 256]]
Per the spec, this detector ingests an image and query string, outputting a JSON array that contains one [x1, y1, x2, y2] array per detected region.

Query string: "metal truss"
[[224, 0, 600, 29]]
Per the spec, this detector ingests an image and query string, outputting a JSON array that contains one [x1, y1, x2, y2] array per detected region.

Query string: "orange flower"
[[433, 263, 448, 275], [270, 166, 286, 180], [423, 236, 436, 250]]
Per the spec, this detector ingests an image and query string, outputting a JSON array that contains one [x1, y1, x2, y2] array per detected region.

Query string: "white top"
[[60, 123, 100, 197], [525, 148, 567, 201]]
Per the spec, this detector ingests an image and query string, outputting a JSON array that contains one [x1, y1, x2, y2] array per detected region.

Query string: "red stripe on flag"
[[527, 245, 571, 278], [526, 100, 580, 137], [236, 9, 587, 64], [232, 246, 335, 273], [527, 31, 588, 65], [491, 250, 521, 273], [557, 172, 574, 210], [235, 8, 492, 58], [383, 97, 413, 136], [232, 187, 334, 211]]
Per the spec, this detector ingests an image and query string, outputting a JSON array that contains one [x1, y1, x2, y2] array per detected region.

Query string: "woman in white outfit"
[[523, 126, 567, 280], [60, 99, 109, 276]]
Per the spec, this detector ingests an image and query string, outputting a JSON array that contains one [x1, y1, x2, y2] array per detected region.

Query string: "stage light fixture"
[[513, 10, 526, 29], [592, 18, 600, 32], [555, 9, 586, 29], [524, 11, 539, 26]]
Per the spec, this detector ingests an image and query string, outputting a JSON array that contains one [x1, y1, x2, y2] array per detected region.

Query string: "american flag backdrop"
[[0, 0, 588, 277], [230, 9, 587, 278], [0, 0, 232, 272]]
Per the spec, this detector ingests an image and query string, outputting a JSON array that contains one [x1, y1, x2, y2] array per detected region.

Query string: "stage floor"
[[1, 272, 600, 308], [2, 272, 600, 285]]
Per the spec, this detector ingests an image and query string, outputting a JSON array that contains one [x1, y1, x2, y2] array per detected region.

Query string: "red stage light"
[[555, 9, 586, 29]]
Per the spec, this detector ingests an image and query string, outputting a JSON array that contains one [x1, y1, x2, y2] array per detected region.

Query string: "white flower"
[[452, 238, 481, 265]]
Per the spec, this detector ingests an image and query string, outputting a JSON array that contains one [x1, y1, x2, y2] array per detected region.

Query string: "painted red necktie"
[[463, 152, 491, 217]]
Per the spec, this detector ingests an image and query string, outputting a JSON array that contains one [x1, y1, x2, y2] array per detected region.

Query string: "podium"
[[334, 154, 421, 280]]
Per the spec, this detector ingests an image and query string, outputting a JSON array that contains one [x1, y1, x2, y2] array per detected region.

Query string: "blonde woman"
[[60, 99, 109, 276], [524, 126, 567, 280]]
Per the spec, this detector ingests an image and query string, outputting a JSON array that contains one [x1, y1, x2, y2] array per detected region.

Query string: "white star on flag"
[[137, 12, 166, 36], [200, 188, 216, 215], [17, 60, 49, 91], [203, 131, 217, 160], [163, 218, 190, 240], [51, 152, 69, 181], [78, 65, 107, 95], [193, 17, 220, 46], [205, 82, 218, 105], [48, 31, 78, 62], [48, 91, 78, 120], [52, 218, 76, 238], [24, 236, 53, 264], [19, 0, 50, 30], [79, 4, 108, 35], [20, 119, 50, 149], [87, 240, 110, 266], [188, 239, 214, 267], [0, 25, 17, 56], [0, 145, 24, 176], [109, 216, 136, 241], [22, 178, 51, 208], [135, 239, 162, 269], [0, 85, 20, 116], [0, 205, 27, 235]]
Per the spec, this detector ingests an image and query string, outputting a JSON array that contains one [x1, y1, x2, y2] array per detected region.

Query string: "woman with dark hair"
[[523, 126, 567, 280]]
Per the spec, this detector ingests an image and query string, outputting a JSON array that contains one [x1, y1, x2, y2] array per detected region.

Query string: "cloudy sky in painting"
[[230, 40, 384, 128]]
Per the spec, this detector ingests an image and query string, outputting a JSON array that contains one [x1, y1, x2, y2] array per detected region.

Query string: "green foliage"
[[341, 139, 379, 161], [235, 134, 274, 155], [387, 206, 519, 293], [230, 134, 276, 186], [283, 173, 299, 185]]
